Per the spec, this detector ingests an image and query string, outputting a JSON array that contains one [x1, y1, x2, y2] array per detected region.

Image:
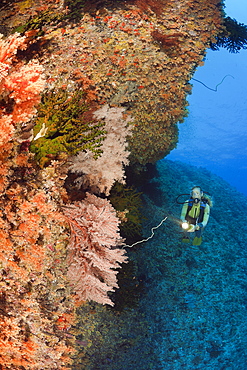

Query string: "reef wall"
[[1, 0, 224, 164], [0, 0, 225, 368]]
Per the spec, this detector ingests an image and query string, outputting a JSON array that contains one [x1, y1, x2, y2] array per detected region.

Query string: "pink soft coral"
[[63, 193, 128, 306], [69, 104, 133, 195]]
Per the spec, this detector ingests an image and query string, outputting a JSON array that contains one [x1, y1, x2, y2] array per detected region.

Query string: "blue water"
[[167, 0, 247, 196], [167, 47, 247, 196]]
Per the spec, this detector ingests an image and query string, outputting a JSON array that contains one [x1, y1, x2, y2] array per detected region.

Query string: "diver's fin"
[[182, 237, 190, 243], [192, 237, 202, 246]]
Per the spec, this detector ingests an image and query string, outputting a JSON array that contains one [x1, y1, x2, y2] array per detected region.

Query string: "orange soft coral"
[[0, 32, 45, 191]]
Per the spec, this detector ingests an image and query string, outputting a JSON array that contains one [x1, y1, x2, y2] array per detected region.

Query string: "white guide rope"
[[123, 216, 168, 248]]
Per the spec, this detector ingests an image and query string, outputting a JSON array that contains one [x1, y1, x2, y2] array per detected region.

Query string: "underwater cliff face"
[[0, 0, 229, 369], [1, 0, 224, 164]]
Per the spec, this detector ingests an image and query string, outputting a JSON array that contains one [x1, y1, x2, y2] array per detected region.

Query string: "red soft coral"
[[0, 33, 45, 144]]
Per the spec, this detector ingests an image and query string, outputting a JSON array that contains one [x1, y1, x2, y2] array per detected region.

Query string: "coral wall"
[[18, 0, 223, 164], [0, 0, 224, 368], [0, 32, 76, 369]]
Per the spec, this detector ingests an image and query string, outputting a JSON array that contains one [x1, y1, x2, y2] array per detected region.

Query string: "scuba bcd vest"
[[185, 197, 208, 224]]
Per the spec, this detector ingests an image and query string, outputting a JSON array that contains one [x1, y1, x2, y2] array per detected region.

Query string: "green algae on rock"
[[30, 88, 106, 167]]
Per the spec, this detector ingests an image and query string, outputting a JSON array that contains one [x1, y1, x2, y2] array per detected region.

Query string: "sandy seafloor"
[[130, 159, 247, 370]]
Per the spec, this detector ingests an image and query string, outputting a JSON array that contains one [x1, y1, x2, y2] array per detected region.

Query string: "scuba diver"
[[180, 186, 211, 246]]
